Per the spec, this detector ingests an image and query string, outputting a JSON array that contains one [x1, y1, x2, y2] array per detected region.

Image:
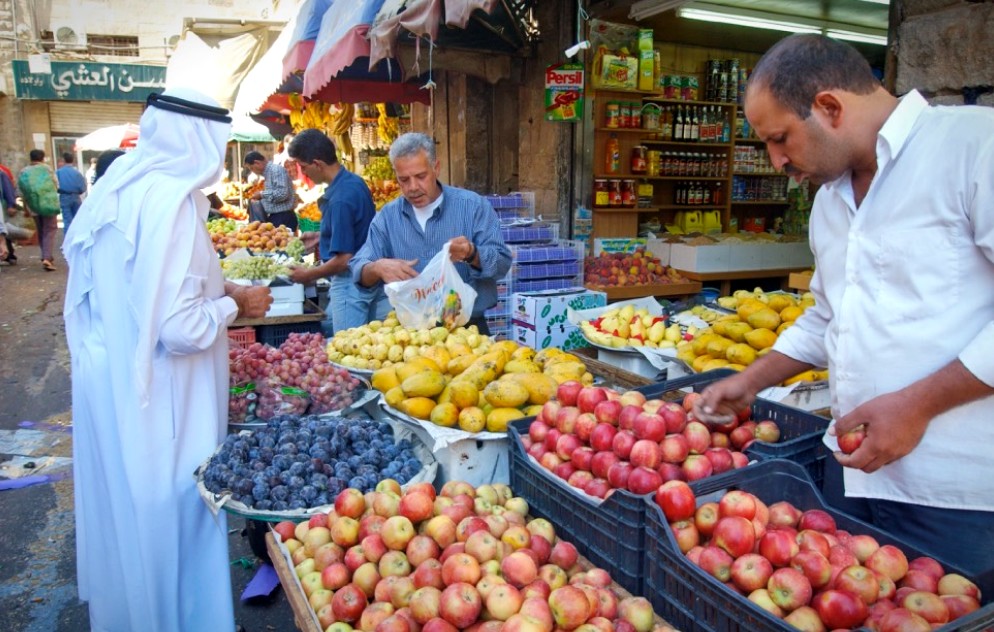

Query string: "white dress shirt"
[[774, 90, 994, 510]]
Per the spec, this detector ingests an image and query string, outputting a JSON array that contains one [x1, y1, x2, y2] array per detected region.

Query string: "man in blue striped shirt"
[[245, 151, 298, 232], [349, 133, 512, 334]]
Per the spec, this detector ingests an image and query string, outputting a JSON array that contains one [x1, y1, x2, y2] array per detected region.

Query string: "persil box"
[[512, 288, 607, 330]]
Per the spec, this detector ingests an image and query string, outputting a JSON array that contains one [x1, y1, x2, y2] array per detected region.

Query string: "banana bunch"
[[377, 103, 401, 144], [287, 95, 336, 133], [328, 103, 355, 163]]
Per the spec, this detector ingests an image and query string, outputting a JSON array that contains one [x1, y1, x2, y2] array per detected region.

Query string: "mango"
[[691, 333, 719, 356], [371, 367, 401, 393], [420, 346, 452, 372], [776, 322, 792, 335], [458, 406, 487, 433], [430, 402, 459, 428], [724, 322, 753, 343], [745, 328, 778, 351], [543, 361, 587, 385], [692, 354, 715, 373], [779, 305, 804, 323], [767, 294, 796, 313], [746, 308, 782, 331], [534, 347, 566, 368], [504, 359, 541, 374], [397, 358, 441, 382], [725, 343, 757, 366], [506, 372, 558, 406], [511, 346, 536, 361], [706, 337, 735, 359], [483, 380, 530, 408], [446, 355, 476, 376], [384, 386, 406, 408], [442, 381, 476, 409], [401, 370, 445, 398], [523, 404, 544, 417], [736, 299, 768, 321], [486, 407, 525, 433], [399, 396, 436, 420], [702, 358, 731, 372]]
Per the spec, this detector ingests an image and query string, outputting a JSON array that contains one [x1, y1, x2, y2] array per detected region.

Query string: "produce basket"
[[227, 326, 257, 349], [643, 459, 994, 632], [298, 217, 321, 233], [636, 370, 832, 486], [508, 417, 647, 594], [256, 321, 323, 347]]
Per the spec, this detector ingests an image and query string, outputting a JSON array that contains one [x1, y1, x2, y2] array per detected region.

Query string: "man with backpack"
[[18, 149, 61, 271]]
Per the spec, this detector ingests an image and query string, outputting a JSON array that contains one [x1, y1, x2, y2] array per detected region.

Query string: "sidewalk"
[[0, 237, 296, 631]]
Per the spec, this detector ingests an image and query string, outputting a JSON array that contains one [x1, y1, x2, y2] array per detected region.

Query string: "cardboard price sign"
[[545, 63, 584, 122]]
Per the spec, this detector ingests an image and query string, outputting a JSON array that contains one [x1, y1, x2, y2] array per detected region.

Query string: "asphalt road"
[[0, 236, 297, 631]]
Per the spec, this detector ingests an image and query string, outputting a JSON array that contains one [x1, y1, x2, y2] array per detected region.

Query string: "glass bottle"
[[689, 107, 700, 142], [605, 134, 621, 174], [674, 106, 685, 141]]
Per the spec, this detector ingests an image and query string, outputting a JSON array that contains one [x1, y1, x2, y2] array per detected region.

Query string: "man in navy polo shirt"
[[288, 129, 379, 333]]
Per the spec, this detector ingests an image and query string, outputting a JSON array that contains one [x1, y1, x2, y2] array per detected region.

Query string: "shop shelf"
[[508, 418, 647, 594], [635, 370, 831, 486], [643, 460, 994, 632]]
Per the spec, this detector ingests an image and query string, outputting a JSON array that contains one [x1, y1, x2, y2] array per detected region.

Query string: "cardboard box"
[[512, 321, 589, 351], [266, 301, 305, 317], [595, 53, 639, 89], [645, 239, 672, 266], [593, 237, 647, 256], [669, 243, 731, 273], [512, 288, 607, 329], [269, 283, 305, 303]]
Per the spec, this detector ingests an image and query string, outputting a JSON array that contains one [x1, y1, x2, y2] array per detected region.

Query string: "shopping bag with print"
[[384, 241, 478, 330]]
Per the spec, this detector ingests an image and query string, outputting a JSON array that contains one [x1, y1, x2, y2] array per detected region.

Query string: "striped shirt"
[[260, 161, 296, 215], [349, 184, 512, 316]]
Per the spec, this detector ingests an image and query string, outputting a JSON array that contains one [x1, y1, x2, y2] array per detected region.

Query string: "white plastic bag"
[[384, 241, 478, 330]]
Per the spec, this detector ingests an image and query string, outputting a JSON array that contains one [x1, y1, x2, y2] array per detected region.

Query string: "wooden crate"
[[585, 281, 702, 301], [788, 271, 813, 291]]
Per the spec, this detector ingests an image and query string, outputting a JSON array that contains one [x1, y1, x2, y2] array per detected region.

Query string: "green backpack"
[[17, 165, 60, 216]]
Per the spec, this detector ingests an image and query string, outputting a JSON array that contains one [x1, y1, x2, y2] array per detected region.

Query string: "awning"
[[281, 0, 332, 84], [235, 14, 300, 116], [165, 29, 270, 111]]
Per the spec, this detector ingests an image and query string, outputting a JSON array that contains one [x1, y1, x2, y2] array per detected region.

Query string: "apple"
[[582, 567, 612, 588], [406, 535, 441, 567], [730, 553, 774, 593], [611, 430, 637, 460], [709, 432, 731, 450], [584, 478, 611, 499], [899, 570, 937, 593], [486, 583, 524, 621], [359, 514, 387, 541], [501, 551, 539, 588], [694, 502, 721, 538], [629, 439, 663, 469], [747, 588, 784, 618], [940, 594, 981, 619], [332, 583, 369, 623], [811, 589, 868, 629], [626, 466, 662, 494], [681, 454, 714, 481], [659, 433, 690, 464], [483, 513, 509, 539], [553, 461, 576, 481], [330, 518, 360, 549], [660, 403, 688, 434], [573, 413, 599, 443], [686, 546, 704, 566], [906, 556, 944, 583], [421, 618, 459, 632], [632, 412, 667, 442], [379, 550, 412, 578], [411, 559, 444, 590], [442, 552, 482, 586], [521, 580, 552, 602], [349, 560, 379, 596], [594, 400, 622, 425], [464, 530, 500, 564], [538, 563, 569, 590], [303, 526, 332, 557], [618, 405, 642, 431], [796, 529, 832, 560], [548, 586, 592, 630], [657, 462, 685, 483], [782, 605, 825, 632], [549, 540, 579, 570], [314, 542, 346, 571], [567, 470, 594, 490], [607, 461, 634, 490], [399, 491, 435, 523], [837, 424, 866, 455], [682, 391, 701, 413], [373, 491, 401, 518], [759, 529, 800, 568], [283, 538, 302, 556], [590, 451, 621, 480], [655, 480, 696, 522], [382, 516, 417, 551], [642, 399, 665, 414], [731, 451, 749, 469], [729, 425, 756, 451], [901, 590, 949, 625], [670, 520, 700, 554], [866, 545, 909, 582], [321, 561, 351, 591], [525, 518, 557, 545], [360, 601, 395, 631], [879, 607, 932, 632], [719, 490, 758, 521], [423, 515, 458, 549], [300, 570, 324, 598], [836, 564, 880, 605], [698, 545, 734, 582], [389, 575, 417, 609], [530, 420, 551, 444], [502, 525, 531, 550], [292, 546, 311, 567], [704, 447, 734, 474], [555, 434, 583, 462], [768, 501, 802, 528], [617, 596, 654, 632], [336, 488, 367, 519], [520, 595, 555, 629], [797, 509, 836, 534], [589, 423, 617, 453], [457, 516, 490, 543], [713, 516, 756, 558], [439, 582, 483, 629], [753, 420, 781, 444], [937, 573, 980, 599], [273, 520, 297, 543], [768, 567, 813, 611], [554, 409, 577, 436], [594, 588, 618, 620], [790, 550, 833, 589], [619, 390, 647, 408], [829, 544, 858, 571], [570, 446, 595, 472], [475, 574, 505, 601], [557, 381, 583, 407], [875, 569, 897, 601], [409, 586, 442, 624], [847, 533, 880, 564]]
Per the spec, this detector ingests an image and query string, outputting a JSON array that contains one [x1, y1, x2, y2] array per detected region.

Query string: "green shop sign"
[[12, 60, 166, 101]]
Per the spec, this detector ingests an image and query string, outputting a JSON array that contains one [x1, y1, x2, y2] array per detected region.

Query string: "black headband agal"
[[146, 93, 232, 123]]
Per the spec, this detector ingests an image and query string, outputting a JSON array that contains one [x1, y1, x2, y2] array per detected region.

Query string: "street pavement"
[[0, 236, 297, 631]]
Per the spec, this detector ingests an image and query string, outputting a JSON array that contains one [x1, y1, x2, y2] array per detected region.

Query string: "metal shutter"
[[48, 101, 143, 135]]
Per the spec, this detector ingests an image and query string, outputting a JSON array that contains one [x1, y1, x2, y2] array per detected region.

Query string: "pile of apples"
[[583, 250, 689, 288], [521, 382, 781, 499], [654, 481, 984, 631], [275, 480, 674, 632]]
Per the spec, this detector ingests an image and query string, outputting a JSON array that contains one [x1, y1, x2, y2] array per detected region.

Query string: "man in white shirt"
[[697, 34, 994, 573]]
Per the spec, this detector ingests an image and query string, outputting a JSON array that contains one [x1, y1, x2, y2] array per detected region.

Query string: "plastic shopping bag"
[[384, 241, 478, 330]]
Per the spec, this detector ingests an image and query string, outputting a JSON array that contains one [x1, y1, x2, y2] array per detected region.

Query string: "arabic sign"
[[12, 60, 166, 102], [545, 63, 584, 123]]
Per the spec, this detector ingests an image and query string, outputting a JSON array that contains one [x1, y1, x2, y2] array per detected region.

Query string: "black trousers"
[[267, 210, 298, 234]]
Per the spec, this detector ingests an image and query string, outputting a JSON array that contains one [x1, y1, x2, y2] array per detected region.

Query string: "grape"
[[221, 255, 291, 281]]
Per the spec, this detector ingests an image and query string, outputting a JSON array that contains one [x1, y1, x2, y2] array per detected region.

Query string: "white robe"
[[68, 192, 238, 632]]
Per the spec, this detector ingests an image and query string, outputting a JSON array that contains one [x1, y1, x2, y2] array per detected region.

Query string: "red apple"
[[719, 490, 758, 520], [682, 392, 701, 414], [577, 387, 609, 414], [937, 573, 980, 599], [660, 403, 688, 434], [835, 564, 880, 605], [730, 553, 774, 593], [670, 520, 700, 554], [539, 402, 561, 426], [729, 425, 756, 451], [421, 618, 458, 632], [556, 408, 579, 435], [847, 533, 880, 564], [590, 451, 620, 480], [611, 430, 637, 460], [555, 434, 583, 461], [584, 478, 611, 499], [424, 515, 458, 549], [659, 433, 690, 464], [710, 432, 731, 450], [632, 412, 667, 442], [589, 423, 617, 453], [811, 589, 868, 629], [313, 542, 346, 572], [866, 545, 909, 582], [557, 381, 583, 407], [906, 556, 945, 583], [379, 550, 412, 578], [790, 550, 833, 590], [553, 461, 576, 481], [607, 462, 634, 490], [747, 588, 784, 618], [573, 413, 598, 443], [570, 446, 595, 472], [759, 529, 800, 568], [899, 570, 937, 594], [626, 466, 662, 494], [549, 540, 579, 570], [308, 513, 329, 530], [768, 501, 802, 529], [629, 439, 662, 469], [768, 567, 813, 611], [698, 545, 734, 582], [704, 447, 734, 474], [782, 605, 825, 632], [548, 586, 592, 631], [753, 420, 781, 444], [617, 596, 654, 632], [618, 405, 642, 431], [796, 529, 831, 560], [409, 586, 443, 624], [681, 454, 714, 481], [655, 480, 696, 522], [501, 551, 540, 588], [439, 582, 483, 629], [399, 491, 435, 523], [332, 583, 369, 622], [538, 563, 568, 590], [413, 558, 445, 590], [657, 461, 686, 483], [940, 594, 981, 619], [567, 470, 594, 490], [797, 509, 836, 534], [594, 400, 622, 425], [352, 561, 381, 597], [694, 502, 721, 538], [837, 425, 866, 455], [335, 488, 367, 519], [901, 590, 949, 625], [619, 390, 647, 408]]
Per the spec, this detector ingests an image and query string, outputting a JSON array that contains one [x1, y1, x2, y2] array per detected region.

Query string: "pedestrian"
[[286, 128, 380, 333], [0, 164, 17, 264], [349, 132, 512, 334], [696, 34, 994, 573], [243, 150, 298, 232], [62, 87, 273, 632], [94, 149, 126, 183], [17, 149, 61, 271], [85, 156, 98, 190], [0, 204, 8, 266], [56, 151, 87, 231]]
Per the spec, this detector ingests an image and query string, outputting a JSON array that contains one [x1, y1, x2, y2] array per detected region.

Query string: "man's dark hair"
[[244, 151, 266, 165], [29, 149, 45, 162], [287, 129, 339, 165], [94, 150, 125, 182], [748, 34, 880, 119], [62, 152, 75, 164]]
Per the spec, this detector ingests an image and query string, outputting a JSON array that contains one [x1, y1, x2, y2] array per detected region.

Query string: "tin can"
[[605, 102, 620, 128], [619, 101, 632, 128], [629, 102, 642, 129]]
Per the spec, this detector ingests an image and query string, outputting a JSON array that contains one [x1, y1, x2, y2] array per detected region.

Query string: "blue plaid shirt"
[[349, 184, 512, 316], [260, 161, 296, 215]]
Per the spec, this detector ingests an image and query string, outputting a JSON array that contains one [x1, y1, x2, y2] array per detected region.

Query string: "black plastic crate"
[[508, 418, 647, 594], [636, 369, 831, 487], [643, 460, 994, 632], [255, 321, 323, 348]]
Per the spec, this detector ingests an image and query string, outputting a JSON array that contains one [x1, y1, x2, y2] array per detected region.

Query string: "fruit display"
[[653, 477, 985, 631], [372, 338, 592, 435], [211, 220, 295, 256], [207, 217, 238, 235], [520, 382, 781, 499], [272, 480, 675, 632], [221, 255, 292, 281], [299, 200, 322, 223], [673, 289, 828, 382], [584, 249, 690, 288], [229, 333, 366, 421], [218, 203, 248, 221], [579, 303, 690, 350], [201, 415, 424, 512]]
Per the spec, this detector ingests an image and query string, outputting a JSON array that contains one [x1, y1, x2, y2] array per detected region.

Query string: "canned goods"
[[619, 102, 632, 129], [605, 102, 620, 128], [594, 179, 609, 207]]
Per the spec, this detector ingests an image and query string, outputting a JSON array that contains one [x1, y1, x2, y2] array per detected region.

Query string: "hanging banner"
[[12, 60, 166, 102], [545, 63, 584, 123]]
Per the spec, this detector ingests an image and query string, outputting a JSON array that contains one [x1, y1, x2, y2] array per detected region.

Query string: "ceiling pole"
[[883, 0, 901, 94]]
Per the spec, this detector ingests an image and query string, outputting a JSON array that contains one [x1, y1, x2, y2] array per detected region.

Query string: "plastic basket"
[[514, 261, 583, 280], [227, 326, 257, 349], [508, 418, 647, 594], [514, 276, 584, 293], [501, 224, 558, 244], [636, 370, 831, 486], [643, 459, 994, 632], [298, 216, 321, 232], [256, 321, 323, 347]]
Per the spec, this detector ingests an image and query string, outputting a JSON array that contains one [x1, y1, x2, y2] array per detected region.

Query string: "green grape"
[[286, 238, 306, 261], [221, 256, 290, 280]]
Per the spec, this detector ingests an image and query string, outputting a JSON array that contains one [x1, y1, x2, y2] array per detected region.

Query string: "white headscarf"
[[63, 87, 232, 408]]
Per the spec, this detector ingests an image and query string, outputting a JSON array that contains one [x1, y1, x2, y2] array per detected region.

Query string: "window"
[[40, 31, 140, 57]]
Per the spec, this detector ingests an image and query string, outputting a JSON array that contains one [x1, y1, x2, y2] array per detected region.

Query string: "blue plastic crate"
[[502, 224, 557, 244], [514, 261, 583, 280], [514, 244, 584, 264], [636, 370, 831, 486], [514, 276, 583, 293], [643, 460, 994, 632], [508, 418, 647, 594]]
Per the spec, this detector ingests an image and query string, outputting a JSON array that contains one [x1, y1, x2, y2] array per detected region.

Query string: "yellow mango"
[[692, 354, 715, 373], [534, 347, 566, 368], [523, 404, 544, 417], [483, 380, 530, 408], [767, 294, 796, 313], [401, 370, 445, 398], [779, 305, 804, 323], [399, 396, 436, 419], [691, 333, 719, 356], [746, 308, 782, 331], [443, 381, 477, 409], [511, 346, 536, 362], [783, 371, 819, 386], [384, 386, 406, 408], [396, 358, 441, 382], [543, 361, 587, 385], [458, 406, 487, 433], [724, 322, 753, 343], [736, 299, 769, 321], [486, 408, 525, 433], [420, 346, 452, 372], [725, 343, 757, 366], [430, 402, 459, 428], [504, 359, 541, 374], [776, 322, 792, 335], [706, 337, 735, 359], [506, 372, 558, 405], [702, 358, 731, 372], [370, 367, 401, 393], [744, 328, 778, 351], [446, 355, 476, 376]]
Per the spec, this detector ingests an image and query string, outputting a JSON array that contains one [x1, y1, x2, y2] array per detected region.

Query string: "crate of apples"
[[584, 249, 689, 288], [647, 460, 991, 632]]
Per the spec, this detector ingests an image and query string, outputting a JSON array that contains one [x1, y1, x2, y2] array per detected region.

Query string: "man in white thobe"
[[63, 87, 272, 632]]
